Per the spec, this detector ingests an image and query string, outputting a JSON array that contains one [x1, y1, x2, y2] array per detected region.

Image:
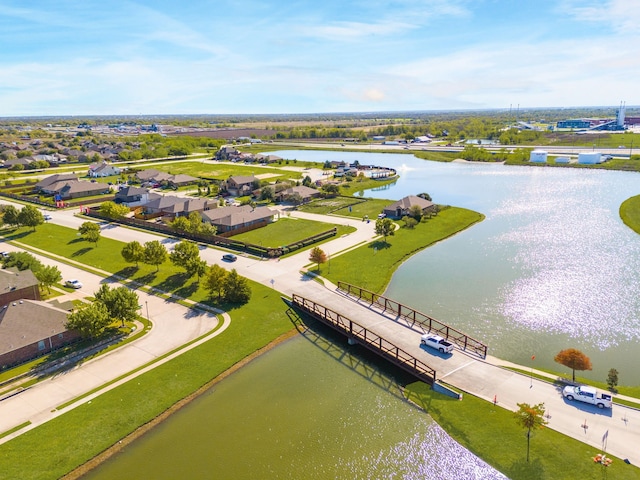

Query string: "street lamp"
[[145, 300, 149, 321]]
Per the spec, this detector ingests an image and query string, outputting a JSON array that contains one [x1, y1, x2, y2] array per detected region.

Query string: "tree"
[[302, 175, 312, 187], [408, 204, 423, 222], [260, 186, 274, 202], [309, 247, 327, 271], [18, 205, 44, 231], [100, 201, 129, 219], [514, 402, 547, 462], [169, 216, 191, 234], [2, 251, 43, 272], [554, 348, 592, 382], [2, 205, 20, 226], [121, 241, 145, 267], [607, 368, 619, 391], [204, 264, 227, 300], [375, 218, 395, 243], [223, 269, 252, 304], [322, 184, 340, 196], [169, 240, 201, 275], [79, 221, 101, 245], [143, 240, 167, 271], [402, 216, 417, 229], [94, 284, 139, 327], [66, 302, 111, 338], [34, 264, 62, 293]]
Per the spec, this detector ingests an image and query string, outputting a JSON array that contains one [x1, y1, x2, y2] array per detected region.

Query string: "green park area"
[[149, 160, 303, 183], [405, 382, 640, 480], [322, 207, 484, 293], [232, 217, 355, 248]]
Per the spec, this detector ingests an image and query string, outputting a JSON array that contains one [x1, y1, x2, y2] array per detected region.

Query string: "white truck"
[[562, 385, 612, 409], [420, 334, 454, 354]]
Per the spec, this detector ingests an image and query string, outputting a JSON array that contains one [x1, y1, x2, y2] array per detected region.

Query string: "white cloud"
[[560, 0, 640, 34]]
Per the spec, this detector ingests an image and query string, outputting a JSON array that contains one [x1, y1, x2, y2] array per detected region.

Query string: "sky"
[[0, 0, 638, 116]]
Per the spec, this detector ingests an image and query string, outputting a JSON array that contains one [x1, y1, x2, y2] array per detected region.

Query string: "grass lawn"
[[297, 196, 366, 215], [332, 198, 393, 219], [339, 176, 397, 195], [405, 382, 640, 480], [620, 195, 640, 234], [147, 160, 303, 182], [322, 207, 484, 292], [0, 282, 294, 480], [232, 217, 355, 247]]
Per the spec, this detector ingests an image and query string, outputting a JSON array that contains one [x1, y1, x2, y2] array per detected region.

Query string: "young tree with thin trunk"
[[514, 402, 547, 462], [204, 264, 227, 300], [375, 217, 395, 243], [554, 348, 592, 382], [309, 247, 327, 271]]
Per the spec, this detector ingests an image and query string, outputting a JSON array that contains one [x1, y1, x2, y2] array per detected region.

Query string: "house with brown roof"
[[382, 195, 437, 219], [0, 300, 79, 368], [202, 205, 275, 234], [0, 268, 40, 305], [168, 174, 197, 187], [275, 185, 321, 203], [58, 180, 110, 199], [142, 195, 216, 220], [225, 175, 258, 196]]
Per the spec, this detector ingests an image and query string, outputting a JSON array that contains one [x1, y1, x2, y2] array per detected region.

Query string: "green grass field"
[[322, 207, 484, 292], [149, 160, 302, 182], [405, 382, 640, 480], [232, 217, 355, 247]]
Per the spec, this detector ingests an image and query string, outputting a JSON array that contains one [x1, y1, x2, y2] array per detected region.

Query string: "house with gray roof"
[[0, 268, 40, 305], [142, 195, 216, 220], [225, 175, 258, 196], [35, 173, 78, 193]]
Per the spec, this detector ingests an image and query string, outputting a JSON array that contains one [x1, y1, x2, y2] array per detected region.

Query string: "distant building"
[[578, 152, 602, 164], [529, 150, 548, 163], [557, 120, 591, 129]]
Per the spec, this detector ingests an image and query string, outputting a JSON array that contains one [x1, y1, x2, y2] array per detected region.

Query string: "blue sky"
[[0, 0, 638, 116]]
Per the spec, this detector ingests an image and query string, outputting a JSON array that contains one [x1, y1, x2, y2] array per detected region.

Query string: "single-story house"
[[225, 175, 258, 196], [35, 173, 78, 193], [383, 195, 437, 219], [0, 268, 40, 305], [3, 157, 33, 169], [88, 161, 121, 178], [168, 174, 198, 187], [142, 195, 216, 219], [58, 180, 110, 199], [276, 185, 321, 203], [0, 300, 80, 368], [202, 205, 276, 234], [114, 186, 154, 207]]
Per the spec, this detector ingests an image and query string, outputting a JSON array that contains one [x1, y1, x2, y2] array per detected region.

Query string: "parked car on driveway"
[[65, 279, 83, 289], [222, 253, 237, 262]]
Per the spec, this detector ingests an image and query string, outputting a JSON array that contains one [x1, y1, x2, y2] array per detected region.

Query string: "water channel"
[[85, 332, 506, 480], [85, 151, 640, 478]]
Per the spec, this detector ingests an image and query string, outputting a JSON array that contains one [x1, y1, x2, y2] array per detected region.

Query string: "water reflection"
[[271, 150, 640, 382]]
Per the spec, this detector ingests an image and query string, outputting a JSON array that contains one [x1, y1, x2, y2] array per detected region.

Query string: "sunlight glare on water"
[[492, 172, 640, 348]]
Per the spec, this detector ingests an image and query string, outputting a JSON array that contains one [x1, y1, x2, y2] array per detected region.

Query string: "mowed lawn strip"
[[0, 283, 293, 480], [322, 207, 484, 292], [405, 382, 640, 480], [232, 217, 355, 247], [150, 160, 302, 182]]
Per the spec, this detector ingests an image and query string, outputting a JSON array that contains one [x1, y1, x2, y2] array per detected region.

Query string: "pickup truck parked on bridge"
[[562, 385, 612, 409], [420, 334, 454, 354]]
